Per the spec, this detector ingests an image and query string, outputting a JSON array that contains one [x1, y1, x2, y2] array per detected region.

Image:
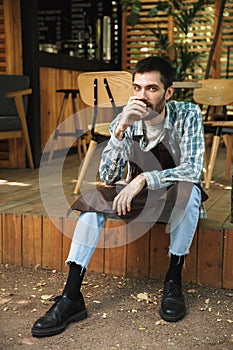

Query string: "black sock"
[[165, 254, 185, 283], [62, 263, 86, 301]]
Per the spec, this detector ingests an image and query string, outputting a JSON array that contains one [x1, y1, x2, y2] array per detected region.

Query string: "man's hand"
[[112, 174, 146, 216], [114, 97, 149, 139]]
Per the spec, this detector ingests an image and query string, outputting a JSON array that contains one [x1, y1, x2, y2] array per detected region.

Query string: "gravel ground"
[[0, 263, 233, 350]]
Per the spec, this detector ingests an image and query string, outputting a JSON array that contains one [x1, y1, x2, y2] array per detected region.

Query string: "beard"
[[154, 93, 166, 114], [144, 93, 166, 121]]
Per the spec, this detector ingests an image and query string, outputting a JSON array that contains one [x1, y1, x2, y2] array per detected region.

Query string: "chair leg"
[[205, 135, 220, 189], [203, 151, 207, 184], [72, 94, 82, 162], [225, 134, 233, 181], [72, 93, 87, 161], [81, 137, 87, 155], [73, 139, 97, 194], [14, 95, 34, 170], [77, 140, 83, 162]]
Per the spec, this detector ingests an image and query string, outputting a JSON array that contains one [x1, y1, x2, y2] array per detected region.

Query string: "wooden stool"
[[48, 89, 87, 163]]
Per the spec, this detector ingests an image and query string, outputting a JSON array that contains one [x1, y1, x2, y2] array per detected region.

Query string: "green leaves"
[[126, 12, 140, 26], [121, 0, 142, 26]]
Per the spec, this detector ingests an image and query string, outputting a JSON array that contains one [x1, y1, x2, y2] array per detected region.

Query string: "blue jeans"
[[66, 185, 202, 269]]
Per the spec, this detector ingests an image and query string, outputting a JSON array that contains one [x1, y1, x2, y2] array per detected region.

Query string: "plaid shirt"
[[99, 100, 206, 218]]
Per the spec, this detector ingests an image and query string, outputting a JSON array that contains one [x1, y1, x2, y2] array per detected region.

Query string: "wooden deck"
[[0, 145, 233, 289]]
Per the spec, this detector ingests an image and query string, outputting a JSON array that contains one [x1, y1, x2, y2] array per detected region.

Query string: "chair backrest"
[[193, 78, 233, 106], [77, 71, 133, 108], [0, 74, 30, 115]]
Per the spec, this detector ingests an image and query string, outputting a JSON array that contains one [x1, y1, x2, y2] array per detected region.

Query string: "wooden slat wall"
[[122, 0, 170, 71], [0, 0, 22, 74], [221, 1, 233, 78], [0, 213, 232, 289], [121, 0, 233, 80], [2, 0, 22, 74], [0, 0, 24, 168], [0, 0, 6, 72]]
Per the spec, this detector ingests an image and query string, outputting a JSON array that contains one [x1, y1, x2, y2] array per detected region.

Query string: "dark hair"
[[132, 56, 174, 90]]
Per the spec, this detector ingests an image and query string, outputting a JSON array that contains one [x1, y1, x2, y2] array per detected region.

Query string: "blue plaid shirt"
[[99, 100, 206, 218]]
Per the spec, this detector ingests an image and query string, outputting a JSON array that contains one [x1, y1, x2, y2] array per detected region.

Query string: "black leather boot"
[[31, 292, 87, 337], [159, 280, 186, 322]]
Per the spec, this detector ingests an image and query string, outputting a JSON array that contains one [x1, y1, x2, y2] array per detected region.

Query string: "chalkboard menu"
[[38, 0, 121, 63]]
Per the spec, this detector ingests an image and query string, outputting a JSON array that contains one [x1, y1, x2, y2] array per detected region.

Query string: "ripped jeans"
[[66, 185, 202, 269]]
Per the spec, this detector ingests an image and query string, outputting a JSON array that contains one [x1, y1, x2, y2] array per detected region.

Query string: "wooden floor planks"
[[0, 146, 232, 228]]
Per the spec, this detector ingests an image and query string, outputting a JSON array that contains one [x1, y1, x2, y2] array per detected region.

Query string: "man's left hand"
[[112, 175, 146, 216]]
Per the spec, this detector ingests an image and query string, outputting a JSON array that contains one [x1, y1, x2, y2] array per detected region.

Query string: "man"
[[32, 56, 206, 337]]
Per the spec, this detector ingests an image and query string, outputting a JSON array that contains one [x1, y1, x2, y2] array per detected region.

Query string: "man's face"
[[132, 71, 174, 115]]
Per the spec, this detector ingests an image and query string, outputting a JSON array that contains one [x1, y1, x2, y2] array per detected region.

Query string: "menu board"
[[38, 0, 120, 63], [38, 0, 111, 43], [38, 0, 67, 44]]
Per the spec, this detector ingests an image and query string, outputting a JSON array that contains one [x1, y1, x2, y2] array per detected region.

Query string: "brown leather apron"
[[70, 135, 207, 223]]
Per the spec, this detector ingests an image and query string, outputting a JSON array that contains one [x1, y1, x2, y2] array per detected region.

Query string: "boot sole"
[[159, 307, 186, 322], [31, 309, 88, 337]]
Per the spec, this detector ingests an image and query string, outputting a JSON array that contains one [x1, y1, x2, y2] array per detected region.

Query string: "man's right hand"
[[114, 97, 149, 139]]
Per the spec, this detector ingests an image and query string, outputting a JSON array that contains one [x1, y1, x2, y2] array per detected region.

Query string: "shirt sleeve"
[[142, 105, 205, 190], [99, 115, 133, 184]]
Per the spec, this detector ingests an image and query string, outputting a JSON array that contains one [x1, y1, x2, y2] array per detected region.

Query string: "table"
[[173, 81, 202, 89]]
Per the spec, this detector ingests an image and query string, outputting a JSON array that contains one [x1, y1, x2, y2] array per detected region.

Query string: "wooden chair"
[[0, 75, 34, 169], [73, 71, 133, 194], [193, 79, 233, 189]]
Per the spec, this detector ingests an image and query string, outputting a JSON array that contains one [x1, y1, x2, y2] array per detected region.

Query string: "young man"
[[32, 56, 206, 337]]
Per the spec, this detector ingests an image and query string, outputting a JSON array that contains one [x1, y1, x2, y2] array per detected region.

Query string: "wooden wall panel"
[[42, 216, 63, 271], [182, 232, 197, 284], [0, 0, 20, 73], [2, 213, 22, 266], [0, 0, 24, 167], [220, 0, 233, 78], [0, 0, 6, 73], [40, 67, 81, 153], [40, 67, 57, 152], [0, 211, 231, 288], [197, 228, 224, 288], [223, 229, 233, 289], [62, 216, 76, 272], [122, 0, 233, 80], [149, 224, 198, 283], [0, 214, 2, 263], [127, 223, 150, 278], [104, 219, 127, 276], [3, 0, 22, 74], [149, 223, 170, 281], [88, 250, 104, 273], [87, 225, 105, 273], [121, 0, 170, 71], [22, 214, 42, 268]]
